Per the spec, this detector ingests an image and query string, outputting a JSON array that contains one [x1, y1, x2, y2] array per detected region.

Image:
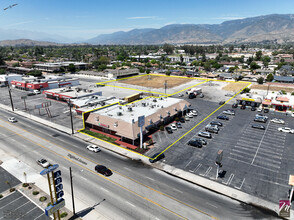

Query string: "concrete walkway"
[[0, 103, 283, 218]]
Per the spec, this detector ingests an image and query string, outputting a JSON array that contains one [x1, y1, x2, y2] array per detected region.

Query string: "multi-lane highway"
[[0, 108, 279, 219]]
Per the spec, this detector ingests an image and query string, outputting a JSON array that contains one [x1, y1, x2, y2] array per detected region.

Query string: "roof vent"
[[117, 112, 122, 116], [128, 107, 132, 112]]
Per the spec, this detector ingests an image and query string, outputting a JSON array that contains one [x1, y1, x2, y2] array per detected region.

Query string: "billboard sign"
[[45, 199, 65, 216], [40, 164, 59, 175]]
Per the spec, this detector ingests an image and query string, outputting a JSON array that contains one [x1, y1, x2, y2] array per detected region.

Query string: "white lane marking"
[[251, 121, 271, 165], [34, 213, 45, 220], [228, 157, 280, 172], [146, 176, 155, 181], [172, 188, 183, 194], [200, 166, 212, 176], [126, 202, 136, 207], [206, 202, 218, 209], [0, 196, 23, 209], [184, 160, 192, 169], [16, 206, 37, 220], [100, 187, 109, 193], [234, 178, 245, 190]]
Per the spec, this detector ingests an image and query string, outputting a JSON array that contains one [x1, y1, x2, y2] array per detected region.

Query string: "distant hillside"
[[87, 14, 294, 45], [0, 39, 62, 46]]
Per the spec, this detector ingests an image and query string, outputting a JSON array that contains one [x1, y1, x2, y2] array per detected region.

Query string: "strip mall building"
[[84, 96, 191, 145]]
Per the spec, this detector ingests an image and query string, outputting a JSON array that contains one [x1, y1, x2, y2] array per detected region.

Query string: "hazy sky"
[[1, 0, 294, 40]]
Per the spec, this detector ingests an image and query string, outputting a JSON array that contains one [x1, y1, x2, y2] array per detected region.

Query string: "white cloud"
[[5, 21, 33, 27], [127, 16, 157, 20]]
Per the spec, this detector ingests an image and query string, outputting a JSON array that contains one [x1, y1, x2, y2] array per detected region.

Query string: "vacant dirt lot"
[[120, 75, 192, 88], [222, 82, 249, 92], [251, 84, 294, 93]]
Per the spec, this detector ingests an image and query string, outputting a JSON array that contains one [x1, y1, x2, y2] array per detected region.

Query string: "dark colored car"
[[188, 140, 202, 148], [232, 103, 238, 108], [198, 131, 212, 139], [179, 117, 185, 123], [188, 93, 196, 99], [219, 101, 225, 105], [217, 115, 229, 120], [165, 127, 173, 133], [254, 117, 267, 123], [27, 92, 35, 96], [251, 107, 256, 111], [176, 122, 182, 128], [95, 165, 112, 176], [252, 124, 266, 130], [210, 121, 223, 127], [191, 137, 207, 145], [264, 108, 269, 113], [240, 105, 246, 110], [149, 153, 165, 163]]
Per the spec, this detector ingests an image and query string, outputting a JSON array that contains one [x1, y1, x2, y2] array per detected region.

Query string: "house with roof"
[[273, 75, 294, 83]]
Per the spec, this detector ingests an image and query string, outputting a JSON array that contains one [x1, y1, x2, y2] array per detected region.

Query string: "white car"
[[86, 144, 101, 152], [187, 113, 194, 118], [8, 117, 17, 123], [270, 118, 285, 124], [191, 110, 198, 116], [178, 94, 184, 97], [278, 127, 294, 133], [256, 114, 268, 119], [33, 90, 41, 94], [36, 158, 50, 168], [223, 110, 235, 115], [170, 124, 177, 130], [257, 108, 262, 112]]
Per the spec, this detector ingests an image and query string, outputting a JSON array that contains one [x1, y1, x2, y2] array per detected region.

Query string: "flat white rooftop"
[[95, 96, 183, 123]]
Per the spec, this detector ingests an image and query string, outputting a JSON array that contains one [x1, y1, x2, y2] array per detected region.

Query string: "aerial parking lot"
[[147, 98, 294, 204]]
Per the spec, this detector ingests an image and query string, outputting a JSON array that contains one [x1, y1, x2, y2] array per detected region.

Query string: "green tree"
[[266, 73, 274, 82], [27, 70, 42, 77], [257, 77, 264, 84], [163, 44, 174, 55], [0, 69, 5, 74], [68, 64, 76, 73], [250, 62, 261, 71], [146, 69, 151, 74], [255, 51, 262, 61], [166, 70, 171, 76]]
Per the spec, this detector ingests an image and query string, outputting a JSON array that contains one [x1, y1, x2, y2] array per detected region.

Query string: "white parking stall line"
[[254, 155, 282, 164], [261, 138, 286, 145], [236, 140, 259, 147], [223, 174, 234, 185], [184, 160, 192, 169], [234, 178, 245, 190], [200, 166, 212, 176], [251, 122, 271, 165], [16, 206, 37, 220], [257, 148, 283, 157], [232, 149, 255, 157], [229, 152, 251, 161], [146, 176, 155, 181], [190, 163, 202, 173], [34, 213, 45, 220], [206, 202, 218, 209], [158, 133, 162, 143], [259, 178, 289, 187], [0, 196, 24, 209], [234, 145, 258, 151]]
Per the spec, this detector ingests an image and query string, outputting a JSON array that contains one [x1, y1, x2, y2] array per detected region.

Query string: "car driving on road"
[[8, 117, 17, 123], [86, 144, 101, 152], [95, 165, 112, 176], [36, 158, 50, 168]]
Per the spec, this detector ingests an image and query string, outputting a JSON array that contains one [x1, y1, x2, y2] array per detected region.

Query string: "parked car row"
[[165, 110, 198, 133]]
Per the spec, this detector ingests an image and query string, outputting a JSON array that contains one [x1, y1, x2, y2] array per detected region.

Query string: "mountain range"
[[1, 14, 294, 46]]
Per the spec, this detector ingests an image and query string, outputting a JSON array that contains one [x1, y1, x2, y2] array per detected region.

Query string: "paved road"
[[0, 108, 280, 219]]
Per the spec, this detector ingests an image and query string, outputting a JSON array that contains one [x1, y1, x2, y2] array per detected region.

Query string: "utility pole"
[[164, 80, 167, 95], [7, 84, 14, 111], [68, 100, 74, 135], [69, 167, 76, 216]]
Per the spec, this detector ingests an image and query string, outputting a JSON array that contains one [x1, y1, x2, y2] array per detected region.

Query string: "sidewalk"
[[0, 103, 282, 217]]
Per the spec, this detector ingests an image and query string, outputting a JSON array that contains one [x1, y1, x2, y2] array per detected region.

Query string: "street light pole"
[[69, 167, 76, 216], [68, 99, 74, 135], [7, 84, 14, 111]]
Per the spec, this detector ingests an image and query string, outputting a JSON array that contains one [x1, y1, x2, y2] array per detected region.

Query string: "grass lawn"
[[80, 129, 117, 144]]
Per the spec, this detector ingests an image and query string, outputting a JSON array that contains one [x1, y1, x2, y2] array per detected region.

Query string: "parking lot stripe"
[[191, 163, 202, 173], [222, 174, 234, 185], [232, 149, 255, 157], [184, 160, 192, 169], [34, 213, 45, 220], [200, 166, 212, 176], [16, 207, 38, 220], [257, 148, 283, 157], [251, 122, 271, 165], [234, 178, 245, 190], [0, 195, 24, 209]]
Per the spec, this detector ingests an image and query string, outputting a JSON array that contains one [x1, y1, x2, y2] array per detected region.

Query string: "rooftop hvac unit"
[[117, 112, 122, 116], [153, 99, 157, 102], [142, 103, 146, 107], [119, 106, 122, 109], [128, 107, 132, 112]]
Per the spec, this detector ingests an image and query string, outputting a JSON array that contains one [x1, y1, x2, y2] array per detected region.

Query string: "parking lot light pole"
[[69, 167, 76, 216], [7, 84, 14, 111], [215, 150, 223, 180]]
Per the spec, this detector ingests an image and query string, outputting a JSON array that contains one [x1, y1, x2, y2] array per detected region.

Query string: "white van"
[[33, 90, 41, 94]]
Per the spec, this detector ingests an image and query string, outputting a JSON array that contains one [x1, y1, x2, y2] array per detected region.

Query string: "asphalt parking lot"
[[0, 190, 49, 220], [148, 98, 294, 204], [0, 86, 83, 131]]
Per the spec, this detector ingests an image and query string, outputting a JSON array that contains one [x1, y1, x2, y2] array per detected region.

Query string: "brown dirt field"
[[119, 75, 192, 89], [251, 84, 294, 93], [222, 83, 248, 92]]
